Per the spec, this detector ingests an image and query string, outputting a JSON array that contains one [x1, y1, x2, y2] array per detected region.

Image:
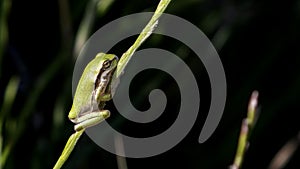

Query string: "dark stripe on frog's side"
[[94, 56, 118, 102]]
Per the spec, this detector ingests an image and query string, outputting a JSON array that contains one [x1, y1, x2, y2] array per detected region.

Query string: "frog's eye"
[[102, 60, 111, 69]]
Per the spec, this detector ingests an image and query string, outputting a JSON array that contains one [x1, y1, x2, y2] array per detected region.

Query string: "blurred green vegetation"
[[0, 0, 300, 169]]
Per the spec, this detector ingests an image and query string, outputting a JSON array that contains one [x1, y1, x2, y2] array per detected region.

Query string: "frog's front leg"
[[91, 90, 112, 105], [72, 110, 110, 131], [98, 93, 112, 102]]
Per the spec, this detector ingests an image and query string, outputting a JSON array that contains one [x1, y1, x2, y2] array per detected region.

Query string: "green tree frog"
[[69, 53, 118, 131]]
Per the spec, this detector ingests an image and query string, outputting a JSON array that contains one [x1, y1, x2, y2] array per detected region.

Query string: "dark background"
[[1, 0, 300, 168]]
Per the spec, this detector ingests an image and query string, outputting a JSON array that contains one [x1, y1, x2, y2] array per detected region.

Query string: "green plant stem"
[[53, 129, 85, 169], [115, 0, 171, 78], [73, 0, 97, 58], [0, 0, 11, 77], [115, 134, 128, 169], [230, 91, 259, 169], [0, 76, 20, 169], [58, 0, 73, 53]]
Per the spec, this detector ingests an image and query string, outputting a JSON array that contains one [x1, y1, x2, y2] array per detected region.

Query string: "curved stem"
[[115, 0, 171, 78], [53, 129, 85, 169]]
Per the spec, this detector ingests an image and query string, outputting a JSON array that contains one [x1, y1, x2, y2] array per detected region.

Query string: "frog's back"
[[68, 55, 104, 119]]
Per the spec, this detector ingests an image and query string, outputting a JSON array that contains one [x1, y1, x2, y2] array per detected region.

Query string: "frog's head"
[[95, 53, 118, 72], [94, 53, 118, 84]]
